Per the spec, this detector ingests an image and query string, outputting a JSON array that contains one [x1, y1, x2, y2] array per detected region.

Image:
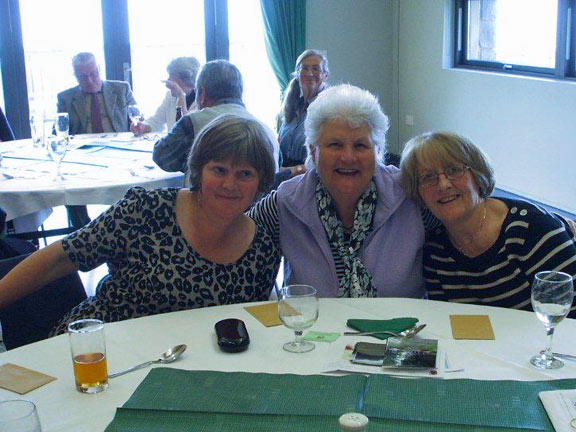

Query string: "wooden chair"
[[0, 254, 87, 350]]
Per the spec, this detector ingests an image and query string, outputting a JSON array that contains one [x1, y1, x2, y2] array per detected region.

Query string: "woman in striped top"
[[400, 131, 576, 317]]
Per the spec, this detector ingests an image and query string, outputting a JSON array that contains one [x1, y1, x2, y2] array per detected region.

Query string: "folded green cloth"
[[346, 317, 419, 340]]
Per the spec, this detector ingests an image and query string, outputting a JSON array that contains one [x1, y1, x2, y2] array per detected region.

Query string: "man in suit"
[[57, 52, 137, 135]]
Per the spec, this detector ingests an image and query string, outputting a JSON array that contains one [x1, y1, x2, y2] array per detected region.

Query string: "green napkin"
[[346, 317, 418, 340]]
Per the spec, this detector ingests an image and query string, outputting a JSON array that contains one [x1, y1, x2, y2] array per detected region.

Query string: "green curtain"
[[259, 0, 306, 93]]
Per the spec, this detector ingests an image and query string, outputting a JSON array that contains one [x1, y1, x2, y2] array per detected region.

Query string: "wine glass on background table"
[[44, 117, 68, 182], [530, 271, 574, 369], [56, 113, 69, 141], [278, 285, 319, 353]]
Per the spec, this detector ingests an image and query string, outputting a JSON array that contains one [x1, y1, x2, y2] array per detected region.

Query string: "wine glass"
[[55, 113, 69, 139], [530, 270, 574, 369], [0, 399, 42, 431], [46, 135, 68, 182], [127, 105, 143, 129], [29, 114, 43, 148], [278, 285, 319, 353]]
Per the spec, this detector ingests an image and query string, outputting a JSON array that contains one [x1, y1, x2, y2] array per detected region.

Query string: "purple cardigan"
[[277, 165, 425, 298]]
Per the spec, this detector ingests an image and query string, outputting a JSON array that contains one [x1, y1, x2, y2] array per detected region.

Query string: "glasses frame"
[[418, 165, 470, 188]]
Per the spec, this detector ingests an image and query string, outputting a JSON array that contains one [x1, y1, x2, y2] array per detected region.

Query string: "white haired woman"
[[0, 115, 280, 334], [133, 56, 201, 135], [250, 84, 432, 298], [400, 131, 576, 317]]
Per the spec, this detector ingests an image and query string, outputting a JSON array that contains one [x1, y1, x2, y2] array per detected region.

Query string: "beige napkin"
[[450, 315, 495, 340], [0, 363, 56, 394], [244, 302, 282, 327]]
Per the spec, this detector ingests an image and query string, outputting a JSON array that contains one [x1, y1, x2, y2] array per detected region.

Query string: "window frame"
[[454, 0, 576, 80]]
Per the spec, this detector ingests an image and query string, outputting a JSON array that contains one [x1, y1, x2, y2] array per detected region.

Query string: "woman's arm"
[[0, 242, 78, 310]]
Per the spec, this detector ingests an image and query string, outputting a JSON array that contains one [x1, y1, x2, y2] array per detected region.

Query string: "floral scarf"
[[315, 179, 378, 297]]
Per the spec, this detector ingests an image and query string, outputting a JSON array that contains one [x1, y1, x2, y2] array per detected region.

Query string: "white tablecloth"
[[0, 298, 574, 431], [0, 134, 183, 220]]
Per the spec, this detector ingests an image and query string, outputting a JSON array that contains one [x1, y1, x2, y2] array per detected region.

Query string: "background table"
[[0, 133, 183, 221], [0, 298, 574, 431]]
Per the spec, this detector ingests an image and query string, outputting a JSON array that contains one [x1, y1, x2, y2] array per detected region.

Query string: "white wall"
[[306, 0, 398, 148], [396, 0, 576, 213]]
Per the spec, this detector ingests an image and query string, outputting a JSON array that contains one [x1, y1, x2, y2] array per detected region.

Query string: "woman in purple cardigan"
[[249, 84, 432, 298]]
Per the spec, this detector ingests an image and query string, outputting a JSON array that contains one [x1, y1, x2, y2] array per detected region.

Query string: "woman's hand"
[[162, 79, 186, 99]]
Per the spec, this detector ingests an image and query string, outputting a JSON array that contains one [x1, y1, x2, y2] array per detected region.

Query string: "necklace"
[[451, 201, 487, 257]]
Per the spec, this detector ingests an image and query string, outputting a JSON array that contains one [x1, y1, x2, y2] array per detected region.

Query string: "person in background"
[[153, 59, 279, 174], [0, 107, 15, 141], [275, 50, 330, 186], [0, 115, 281, 335], [250, 84, 430, 298], [57, 52, 137, 135], [132, 56, 201, 136], [400, 131, 576, 317]]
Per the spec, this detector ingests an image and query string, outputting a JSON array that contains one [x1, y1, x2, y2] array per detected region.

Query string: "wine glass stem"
[[293, 330, 303, 345], [544, 326, 556, 359], [56, 160, 63, 180]]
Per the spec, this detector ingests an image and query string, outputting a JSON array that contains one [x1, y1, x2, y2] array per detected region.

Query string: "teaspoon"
[[109, 344, 187, 378]]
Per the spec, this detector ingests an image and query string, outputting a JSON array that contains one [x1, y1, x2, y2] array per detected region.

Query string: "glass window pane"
[[19, 0, 105, 116], [466, 0, 557, 68], [127, 0, 206, 119], [228, 0, 281, 130]]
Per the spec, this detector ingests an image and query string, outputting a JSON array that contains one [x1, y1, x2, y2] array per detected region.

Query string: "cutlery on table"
[[109, 344, 187, 378], [343, 323, 427, 337]]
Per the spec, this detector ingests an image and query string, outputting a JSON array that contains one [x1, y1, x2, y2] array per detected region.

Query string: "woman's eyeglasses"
[[418, 165, 470, 188]]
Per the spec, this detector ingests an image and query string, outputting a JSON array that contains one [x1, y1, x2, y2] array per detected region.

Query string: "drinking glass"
[[55, 113, 69, 139], [530, 271, 574, 369], [46, 135, 68, 182], [29, 115, 43, 148], [278, 285, 319, 353], [0, 399, 42, 431], [68, 319, 109, 393], [127, 104, 143, 129]]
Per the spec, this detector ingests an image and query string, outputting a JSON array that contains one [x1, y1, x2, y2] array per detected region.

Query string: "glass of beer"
[[68, 319, 109, 394]]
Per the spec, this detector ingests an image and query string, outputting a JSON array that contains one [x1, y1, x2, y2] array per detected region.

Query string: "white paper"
[[539, 389, 576, 432]]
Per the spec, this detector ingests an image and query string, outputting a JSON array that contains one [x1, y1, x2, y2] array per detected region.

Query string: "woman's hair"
[[281, 49, 329, 124], [304, 84, 390, 168], [167, 57, 201, 88], [187, 115, 276, 194], [400, 131, 495, 205]]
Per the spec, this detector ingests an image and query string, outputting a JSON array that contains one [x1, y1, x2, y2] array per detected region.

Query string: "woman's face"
[[417, 160, 483, 226], [311, 119, 375, 206], [297, 55, 327, 100], [199, 158, 260, 218], [168, 73, 193, 96]]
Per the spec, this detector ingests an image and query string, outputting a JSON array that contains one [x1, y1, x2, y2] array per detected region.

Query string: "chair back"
[[0, 254, 87, 350]]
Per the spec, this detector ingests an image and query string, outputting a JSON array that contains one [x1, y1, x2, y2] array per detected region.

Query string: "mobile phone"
[[214, 318, 250, 353]]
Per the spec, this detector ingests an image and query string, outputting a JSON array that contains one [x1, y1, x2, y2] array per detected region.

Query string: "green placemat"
[[105, 369, 576, 432], [122, 369, 365, 416]]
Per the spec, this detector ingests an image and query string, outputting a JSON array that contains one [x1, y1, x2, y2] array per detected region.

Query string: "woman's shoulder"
[[119, 187, 179, 210]]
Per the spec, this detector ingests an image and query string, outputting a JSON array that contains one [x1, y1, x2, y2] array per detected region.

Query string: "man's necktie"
[[91, 93, 104, 133]]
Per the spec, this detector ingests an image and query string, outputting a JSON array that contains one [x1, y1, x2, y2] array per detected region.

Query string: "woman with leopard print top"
[[0, 115, 281, 335]]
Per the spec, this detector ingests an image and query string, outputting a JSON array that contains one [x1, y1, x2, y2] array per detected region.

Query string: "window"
[[455, 0, 575, 78]]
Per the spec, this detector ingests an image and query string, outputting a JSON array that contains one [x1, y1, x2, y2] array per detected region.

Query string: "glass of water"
[[278, 285, 319, 353], [530, 271, 574, 369]]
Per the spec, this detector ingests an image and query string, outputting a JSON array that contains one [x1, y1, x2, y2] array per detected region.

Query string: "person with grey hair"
[[249, 84, 429, 298], [275, 50, 330, 185], [153, 59, 279, 173], [400, 131, 576, 317], [57, 52, 137, 135], [133, 56, 201, 135], [0, 115, 281, 334]]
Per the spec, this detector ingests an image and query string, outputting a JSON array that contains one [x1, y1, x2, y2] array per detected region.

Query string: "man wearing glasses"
[[57, 52, 136, 135]]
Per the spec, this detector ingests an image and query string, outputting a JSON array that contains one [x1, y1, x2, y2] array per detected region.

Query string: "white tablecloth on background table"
[[0, 298, 574, 431], [0, 134, 183, 220]]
